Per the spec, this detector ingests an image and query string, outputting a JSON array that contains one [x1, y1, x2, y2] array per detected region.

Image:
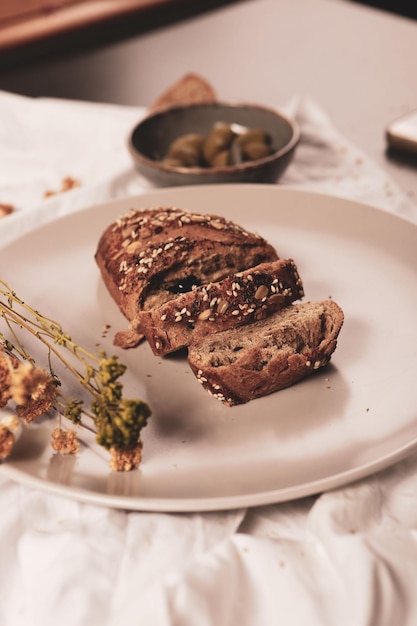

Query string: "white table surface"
[[0, 0, 416, 199]]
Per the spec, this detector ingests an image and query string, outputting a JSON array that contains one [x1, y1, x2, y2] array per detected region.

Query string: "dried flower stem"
[[1, 282, 100, 395], [0, 279, 151, 469]]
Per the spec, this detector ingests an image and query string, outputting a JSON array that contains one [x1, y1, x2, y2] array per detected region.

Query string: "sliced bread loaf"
[[95, 206, 279, 348], [139, 259, 304, 356], [187, 300, 344, 406]]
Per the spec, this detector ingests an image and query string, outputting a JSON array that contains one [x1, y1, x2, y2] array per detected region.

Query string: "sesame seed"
[[190, 214, 207, 223], [254, 285, 269, 300], [198, 309, 212, 321], [210, 220, 225, 230], [217, 301, 229, 314]]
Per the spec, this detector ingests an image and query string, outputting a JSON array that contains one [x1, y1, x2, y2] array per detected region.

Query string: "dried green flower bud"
[[64, 399, 83, 425]]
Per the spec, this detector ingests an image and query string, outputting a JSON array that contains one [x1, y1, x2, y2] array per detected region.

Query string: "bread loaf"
[[139, 259, 304, 355], [187, 300, 344, 406], [95, 206, 279, 348], [149, 73, 217, 112]]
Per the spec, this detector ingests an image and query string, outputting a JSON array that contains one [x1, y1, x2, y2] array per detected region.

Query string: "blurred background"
[[0, 0, 248, 70], [0, 0, 415, 81]]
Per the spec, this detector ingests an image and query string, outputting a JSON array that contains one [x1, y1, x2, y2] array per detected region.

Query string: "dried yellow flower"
[[0, 424, 15, 460], [51, 427, 80, 454], [109, 441, 143, 472], [0, 350, 12, 408], [1, 280, 151, 470], [12, 363, 58, 423]]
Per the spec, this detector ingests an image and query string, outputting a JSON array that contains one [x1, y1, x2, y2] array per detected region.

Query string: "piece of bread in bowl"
[[149, 73, 217, 112]]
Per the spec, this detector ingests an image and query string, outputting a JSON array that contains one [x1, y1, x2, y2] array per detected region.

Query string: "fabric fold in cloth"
[[1, 89, 417, 626], [281, 96, 416, 220]]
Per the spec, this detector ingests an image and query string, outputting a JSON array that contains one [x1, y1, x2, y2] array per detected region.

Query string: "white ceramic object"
[[1, 184, 416, 512]]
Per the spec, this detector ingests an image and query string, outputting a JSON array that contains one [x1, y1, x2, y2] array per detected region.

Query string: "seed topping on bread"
[[138, 259, 304, 356], [188, 300, 344, 406], [95, 206, 278, 347], [106, 208, 268, 296], [158, 268, 301, 325], [112, 207, 261, 241], [96, 205, 344, 406]]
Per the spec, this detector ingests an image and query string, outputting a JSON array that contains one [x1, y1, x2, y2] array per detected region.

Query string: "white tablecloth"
[[1, 89, 417, 626]]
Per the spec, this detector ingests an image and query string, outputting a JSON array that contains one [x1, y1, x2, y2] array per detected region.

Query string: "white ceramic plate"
[[1, 184, 417, 512]]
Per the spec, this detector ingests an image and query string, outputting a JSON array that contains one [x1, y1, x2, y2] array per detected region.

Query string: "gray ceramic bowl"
[[128, 101, 300, 186]]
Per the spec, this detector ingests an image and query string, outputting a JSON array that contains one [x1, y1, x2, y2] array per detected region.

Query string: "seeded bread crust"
[[187, 300, 344, 406], [95, 206, 278, 348], [139, 259, 304, 356]]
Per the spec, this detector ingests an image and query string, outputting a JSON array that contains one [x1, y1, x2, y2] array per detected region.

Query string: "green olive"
[[234, 129, 272, 149], [166, 133, 203, 166], [242, 140, 271, 161], [162, 156, 186, 167], [161, 123, 274, 169], [211, 149, 230, 167], [202, 124, 234, 164], [169, 146, 200, 166], [168, 133, 203, 154]]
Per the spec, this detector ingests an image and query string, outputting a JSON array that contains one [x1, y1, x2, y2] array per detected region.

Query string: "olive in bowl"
[[128, 102, 300, 187]]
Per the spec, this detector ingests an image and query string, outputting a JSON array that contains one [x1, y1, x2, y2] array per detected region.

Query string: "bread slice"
[[139, 259, 304, 356], [95, 207, 279, 348], [149, 73, 217, 112], [187, 300, 344, 406]]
